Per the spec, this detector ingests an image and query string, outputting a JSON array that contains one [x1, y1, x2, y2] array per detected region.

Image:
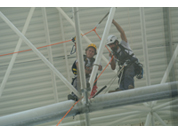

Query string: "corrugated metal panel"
[[0, 7, 177, 126]]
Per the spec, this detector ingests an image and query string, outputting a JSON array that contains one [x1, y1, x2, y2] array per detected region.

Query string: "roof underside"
[[0, 7, 178, 126]]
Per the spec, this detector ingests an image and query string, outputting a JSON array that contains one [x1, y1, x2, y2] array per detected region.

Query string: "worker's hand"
[[98, 65, 102, 71], [85, 66, 92, 74], [109, 53, 113, 57]]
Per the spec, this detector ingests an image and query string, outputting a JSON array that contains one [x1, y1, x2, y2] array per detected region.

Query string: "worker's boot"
[[108, 87, 122, 93], [67, 93, 78, 101]]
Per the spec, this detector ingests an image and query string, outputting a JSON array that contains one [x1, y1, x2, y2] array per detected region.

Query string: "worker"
[[107, 19, 143, 93], [68, 40, 102, 100]]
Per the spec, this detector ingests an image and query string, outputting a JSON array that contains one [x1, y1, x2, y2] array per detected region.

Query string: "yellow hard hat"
[[85, 43, 97, 55], [87, 43, 97, 50]]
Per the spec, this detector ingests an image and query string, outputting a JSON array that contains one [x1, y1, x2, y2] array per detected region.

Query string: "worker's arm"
[[112, 19, 127, 43], [109, 54, 116, 70]]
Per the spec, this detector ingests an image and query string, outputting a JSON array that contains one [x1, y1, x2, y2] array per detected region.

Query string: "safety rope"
[[56, 97, 83, 126], [89, 56, 114, 99], [0, 39, 72, 57]]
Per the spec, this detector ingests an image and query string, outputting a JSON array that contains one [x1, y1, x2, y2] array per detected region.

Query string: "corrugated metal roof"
[[0, 7, 177, 126]]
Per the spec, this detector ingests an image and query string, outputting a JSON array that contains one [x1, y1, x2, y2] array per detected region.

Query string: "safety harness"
[[72, 55, 95, 77], [112, 44, 143, 79]]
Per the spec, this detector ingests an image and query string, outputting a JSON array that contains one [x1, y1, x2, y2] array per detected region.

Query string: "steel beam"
[[59, 12, 71, 81], [0, 7, 35, 97], [73, 7, 90, 126], [139, 7, 151, 86], [89, 7, 116, 90], [0, 11, 81, 98], [0, 81, 177, 126], [144, 112, 151, 126], [161, 44, 178, 83], [41, 7, 59, 102]]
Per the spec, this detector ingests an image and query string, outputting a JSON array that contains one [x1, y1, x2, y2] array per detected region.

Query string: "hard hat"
[[85, 43, 97, 54], [107, 35, 118, 45]]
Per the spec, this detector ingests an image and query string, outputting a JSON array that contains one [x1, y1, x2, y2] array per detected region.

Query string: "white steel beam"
[[153, 99, 178, 111], [59, 12, 71, 81], [0, 81, 177, 126], [0, 11, 81, 98], [41, 7, 59, 102], [151, 44, 178, 106], [0, 7, 35, 98], [73, 7, 90, 126], [0, 100, 78, 126], [89, 7, 116, 90], [140, 7, 152, 108], [144, 112, 151, 126], [161, 44, 178, 83], [139, 7, 151, 86]]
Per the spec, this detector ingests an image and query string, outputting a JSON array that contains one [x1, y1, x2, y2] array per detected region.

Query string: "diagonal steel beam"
[[89, 7, 116, 90], [58, 12, 71, 81], [0, 11, 81, 98], [0, 8, 35, 98], [73, 7, 90, 126]]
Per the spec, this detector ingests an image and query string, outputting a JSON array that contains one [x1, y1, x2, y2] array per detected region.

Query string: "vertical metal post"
[[0, 8, 35, 97], [59, 12, 71, 81], [73, 7, 90, 126], [41, 7, 59, 102], [140, 7, 152, 108], [89, 7, 116, 90], [139, 7, 151, 86], [0, 11, 81, 98], [166, 7, 176, 81]]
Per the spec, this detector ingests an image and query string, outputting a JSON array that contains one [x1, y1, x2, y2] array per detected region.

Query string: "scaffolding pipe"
[[0, 11, 81, 98], [0, 8, 35, 97], [73, 7, 90, 126], [89, 7, 116, 89], [0, 81, 177, 126], [0, 100, 80, 126]]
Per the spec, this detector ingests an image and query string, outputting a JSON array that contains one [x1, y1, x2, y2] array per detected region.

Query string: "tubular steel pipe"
[[0, 81, 177, 126], [73, 7, 90, 126], [89, 7, 116, 90]]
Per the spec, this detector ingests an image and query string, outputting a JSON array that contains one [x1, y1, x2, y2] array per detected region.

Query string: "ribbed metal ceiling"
[[0, 7, 177, 126]]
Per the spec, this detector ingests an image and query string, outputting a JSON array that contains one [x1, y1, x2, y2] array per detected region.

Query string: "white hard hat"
[[107, 35, 118, 45]]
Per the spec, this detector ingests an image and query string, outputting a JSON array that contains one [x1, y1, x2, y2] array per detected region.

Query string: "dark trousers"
[[119, 63, 135, 90]]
